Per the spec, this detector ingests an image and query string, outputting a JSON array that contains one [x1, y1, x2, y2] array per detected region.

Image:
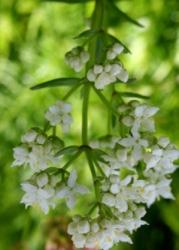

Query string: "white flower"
[[131, 104, 159, 137], [56, 169, 89, 208], [120, 103, 159, 138], [154, 178, 174, 200], [12, 146, 29, 166], [116, 68, 129, 82], [119, 136, 148, 162], [72, 234, 86, 248], [13, 130, 60, 173], [21, 129, 38, 143], [77, 220, 90, 234], [144, 144, 179, 173], [87, 63, 128, 89], [95, 71, 116, 89], [65, 47, 89, 72], [45, 100, 72, 133], [21, 173, 55, 214], [28, 143, 58, 172], [107, 43, 124, 60], [158, 137, 170, 148], [132, 177, 174, 207]]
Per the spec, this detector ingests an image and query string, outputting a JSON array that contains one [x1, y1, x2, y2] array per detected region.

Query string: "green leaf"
[[43, 0, 92, 3], [120, 91, 150, 99], [55, 145, 79, 157], [31, 77, 81, 90], [105, 33, 131, 53], [75, 29, 98, 40], [111, 2, 144, 28]]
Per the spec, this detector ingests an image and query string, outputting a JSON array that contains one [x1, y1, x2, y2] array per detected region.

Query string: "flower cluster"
[[68, 205, 146, 250], [87, 43, 128, 89], [13, 100, 90, 213], [13, 128, 61, 173], [45, 100, 72, 133], [13, 37, 179, 250], [21, 170, 88, 214], [21, 173, 58, 214], [118, 101, 159, 138], [84, 101, 179, 248], [65, 46, 90, 72]]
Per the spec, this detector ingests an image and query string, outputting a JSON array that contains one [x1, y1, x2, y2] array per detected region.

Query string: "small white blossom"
[[45, 100, 72, 133], [13, 146, 29, 166], [107, 43, 124, 60], [21, 173, 56, 214], [119, 135, 148, 162], [56, 169, 89, 208], [12, 130, 61, 173], [28, 143, 58, 172], [65, 47, 89, 72], [120, 102, 159, 138], [87, 63, 128, 89], [21, 129, 38, 144]]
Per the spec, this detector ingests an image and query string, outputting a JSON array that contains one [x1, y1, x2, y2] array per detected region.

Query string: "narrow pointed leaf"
[[55, 145, 79, 157], [120, 92, 150, 99], [75, 29, 98, 40], [31, 77, 81, 90], [105, 33, 131, 53], [44, 0, 92, 3], [111, 2, 144, 28]]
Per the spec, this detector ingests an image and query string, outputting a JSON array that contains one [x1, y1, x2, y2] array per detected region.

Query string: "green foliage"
[[0, 0, 179, 249]]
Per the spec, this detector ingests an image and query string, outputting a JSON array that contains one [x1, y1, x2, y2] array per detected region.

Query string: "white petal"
[[36, 173, 48, 187], [72, 234, 86, 248], [56, 186, 69, 198], [132, 144, 142, 161], [110, 184, 119, 194], [122, 116, 133, 127], [67, 221, 78, 235], [115, 232, 132, 244], [87, 69, 96, 82], [119, 137, 135, 147], [145, 106, 159, 117], [21, 183, 37, 193], [115, 198, 128, 212], [67, 169, 77, 188], [110, 64, 122, 76], [94, 65, 103, 74], [66, 194, 76, 208], [95, 72, 115, 89], [158, 137, 170, 148], [113, 43, 124, 54], [77, 220, 90, 234], [75, 184, 89, 194], [134, 105, 146, 117], [116, 68, 128, 82], [38, 188, 53, 199], [39, 199, 50, 214], [102, 193, 115, 207]]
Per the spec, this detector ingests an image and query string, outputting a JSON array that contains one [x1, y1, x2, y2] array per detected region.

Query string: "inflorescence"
[[13, 41, 179, 250]]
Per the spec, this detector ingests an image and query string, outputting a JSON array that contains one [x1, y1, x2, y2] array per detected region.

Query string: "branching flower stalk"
[[12, 0, 179, 249]]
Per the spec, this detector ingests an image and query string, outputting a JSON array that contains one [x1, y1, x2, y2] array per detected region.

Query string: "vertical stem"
[[81, 0, 105, 145], [82, 83, 90, 144]]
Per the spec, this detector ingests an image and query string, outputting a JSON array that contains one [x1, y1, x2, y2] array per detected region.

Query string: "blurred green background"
[[0, 0, 179, 249]]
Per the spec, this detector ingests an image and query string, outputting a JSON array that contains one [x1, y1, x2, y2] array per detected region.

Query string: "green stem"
[[52, 126, 56, 136], [93, 157, 106, 177], [82, 0, 105, 202], [93, 86, 118, 116], [82, 83, 90, 144], [63, 150, 82, 170], [81, 0, 105, 145], [62, 82, 82, 101], [86, 150, 100, 202]]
